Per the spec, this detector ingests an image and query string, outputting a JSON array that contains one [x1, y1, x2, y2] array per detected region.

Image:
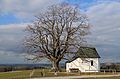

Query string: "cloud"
[[0, 23, 28, 30], [0, 0, 120, 63], [0, 50, 29, 64], [0, 23, 27, 55], [0, 0, 63, 19], [86, 1, 120, 45], [0, 23, 35, 63], [86, 1, 120, 62]]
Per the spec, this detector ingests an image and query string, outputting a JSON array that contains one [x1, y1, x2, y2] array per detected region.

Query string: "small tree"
[[24, 3, 90, 71]]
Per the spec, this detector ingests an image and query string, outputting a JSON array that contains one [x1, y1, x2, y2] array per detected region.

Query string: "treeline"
[[0, 66, 46, 72], [100, 63, 120, 72]]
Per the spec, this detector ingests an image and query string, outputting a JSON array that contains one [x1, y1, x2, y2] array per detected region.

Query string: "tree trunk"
[[51, 60, 61, 72]]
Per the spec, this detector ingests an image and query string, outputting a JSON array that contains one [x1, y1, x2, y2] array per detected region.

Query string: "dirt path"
[[32, 74, 120, 79]]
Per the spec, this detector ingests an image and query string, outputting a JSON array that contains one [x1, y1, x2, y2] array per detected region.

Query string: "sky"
[[0, 0, 120, 64]]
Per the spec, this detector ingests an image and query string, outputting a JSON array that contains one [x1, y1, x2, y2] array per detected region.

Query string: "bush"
[[0, 66, 12, 72], [101, 63, 120, 72]]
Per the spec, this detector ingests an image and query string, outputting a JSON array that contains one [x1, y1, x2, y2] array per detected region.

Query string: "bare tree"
[[24, 3, 90, 71]]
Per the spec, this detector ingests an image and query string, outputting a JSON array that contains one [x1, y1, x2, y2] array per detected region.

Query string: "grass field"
[[0, 69, 119, 79], [0, 70, 31, 79]]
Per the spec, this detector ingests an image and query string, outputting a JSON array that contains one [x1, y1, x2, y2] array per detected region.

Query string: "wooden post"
[[30, 70, 35, 78], [115, 70, 116, 74], [112, 70, 114, 74], [104, 70, 105, 74], [54, 71, 58, 76], [43, 69, 45, 76]]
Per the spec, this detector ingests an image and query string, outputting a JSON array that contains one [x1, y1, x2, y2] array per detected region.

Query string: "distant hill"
[[0, 63, 65, 68]]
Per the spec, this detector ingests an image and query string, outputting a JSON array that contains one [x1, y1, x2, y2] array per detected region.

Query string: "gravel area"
[[32, 74, 120, 79]]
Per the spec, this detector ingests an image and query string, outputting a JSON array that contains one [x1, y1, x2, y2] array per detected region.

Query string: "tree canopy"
[[24, 3, 90, 71]]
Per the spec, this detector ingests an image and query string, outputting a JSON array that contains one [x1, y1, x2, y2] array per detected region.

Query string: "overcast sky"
[[0, 0, 120, 64]]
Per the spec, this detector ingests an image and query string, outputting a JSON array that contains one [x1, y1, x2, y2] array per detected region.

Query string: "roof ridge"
[[78, 47, 100, 58]]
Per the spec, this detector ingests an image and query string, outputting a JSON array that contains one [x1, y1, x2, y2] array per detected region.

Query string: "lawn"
[[0, 69, 78, 79], [0, 70, 31, 79], [0, 69, 119, 79]]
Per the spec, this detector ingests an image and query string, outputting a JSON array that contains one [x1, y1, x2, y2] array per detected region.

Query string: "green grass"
[[0, 69, 119, 79], [0, 70, 31, 79]]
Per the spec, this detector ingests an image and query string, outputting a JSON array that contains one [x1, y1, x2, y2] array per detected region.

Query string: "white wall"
[[66, 58, 100, 72]]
